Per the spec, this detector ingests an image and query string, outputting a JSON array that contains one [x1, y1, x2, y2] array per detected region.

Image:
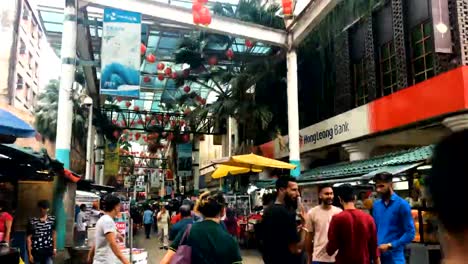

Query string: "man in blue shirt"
[[169, 205, 194, 241], [143, 206, 154, 239], [372, 172, 415, 264]]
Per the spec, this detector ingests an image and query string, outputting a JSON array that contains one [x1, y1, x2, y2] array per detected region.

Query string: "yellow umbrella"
[[211, 164, 262, 179], [216, 153, 296, 170]]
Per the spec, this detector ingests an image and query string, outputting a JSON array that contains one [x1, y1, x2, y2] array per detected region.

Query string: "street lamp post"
[[82, 96, 94, 181]]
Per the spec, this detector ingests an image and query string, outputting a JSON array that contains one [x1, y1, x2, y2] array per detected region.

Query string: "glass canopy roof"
[[36, 0, 282, 115]]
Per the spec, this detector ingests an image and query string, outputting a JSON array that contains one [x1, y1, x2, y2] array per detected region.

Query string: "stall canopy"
[[0, 109, 36, 138], [299, 145, 434, 184], [213, 153, 296, 170], [211, 164, 262, 179]]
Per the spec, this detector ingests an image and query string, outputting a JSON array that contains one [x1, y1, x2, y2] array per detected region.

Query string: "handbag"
[[170, 224, 192, 264]]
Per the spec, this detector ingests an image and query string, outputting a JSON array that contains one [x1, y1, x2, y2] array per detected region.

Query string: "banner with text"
[[104, 141, 120, 177], [177, 143, 193, 177], [100, 8, 141, 98]]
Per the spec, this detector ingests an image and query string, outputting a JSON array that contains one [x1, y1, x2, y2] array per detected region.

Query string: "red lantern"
[[164, 67, 172, 76], [143, 76, 151, 83], [130, 121, 135, 127], [157, 73, 165, 81], [281, 0, 293, 18], [183, 86, 191, 93], [157, 114, 163, 121], [180, 120, 186, 126], [113, 130, 120, 139], [151, 120, 156, 126], [143, 135, 148, 142], [133, 106, 140, 112], [125, 101, 132, 108], [116, 97, 123, 102], [226, 48, 234, 60], [137, 119, 144, 125], [208, 56, 217, 65], [164, 114, 170, 121], [157, 62, 165, 71], [140, 43, 147, 55], [146, 53, 156, 63], [245, 39, 253, 48], [199, 6, 211, 26], [184, 108, 191, 115], [145, 116, 151, 122], [120, 120, 126, 127], [182, 134, 189, 142], [201, 98, 206, 105], [196, 0, 208, 4], [112, 119, 117, 125], [171, 72, 178, 79], [153, 133, 159, 139], [135, 133, 141, 140], [196, 95, 202, 102]]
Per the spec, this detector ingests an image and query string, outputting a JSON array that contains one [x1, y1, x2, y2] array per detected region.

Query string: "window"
[[353, 60, 369, 106], [24, 84, 30, 101], [410, 21, 435, 84], [19, 39, 26, 54], [32, 91, 37, 105], [28, 52, 33, 69], [22, 8, 30, 20], [16, 75, 23, 90], [34, 62, 39, 78], [378, 41, 398, 96]]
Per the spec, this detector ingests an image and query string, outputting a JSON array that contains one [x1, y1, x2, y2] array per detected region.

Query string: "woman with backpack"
[[160, 191, 242, 264]]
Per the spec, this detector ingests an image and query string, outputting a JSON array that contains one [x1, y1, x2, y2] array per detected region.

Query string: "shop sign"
[[274, 105, 370, 158], [114, 216, 127, 249], [176, 143, 192, 177], [100, 8, 141, 98], [104, 141, 120, 177]]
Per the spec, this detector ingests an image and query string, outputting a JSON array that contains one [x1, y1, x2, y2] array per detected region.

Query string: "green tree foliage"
[[34, 79, 87, 146]]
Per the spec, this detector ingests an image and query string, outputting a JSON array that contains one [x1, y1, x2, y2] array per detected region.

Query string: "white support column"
[[442, 114, 468, 132], [286, 49, 301, 177], [193, 135, 200, 195], [342, 141, 374, 161], [54, 0, 78, 251]]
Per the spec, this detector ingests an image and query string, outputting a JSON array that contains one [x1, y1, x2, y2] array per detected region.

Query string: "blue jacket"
[[143, 210, 154, 225], [373, 193, 415, 264]]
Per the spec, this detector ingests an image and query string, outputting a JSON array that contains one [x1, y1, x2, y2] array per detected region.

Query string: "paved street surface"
[[133, 231, 263, 264]]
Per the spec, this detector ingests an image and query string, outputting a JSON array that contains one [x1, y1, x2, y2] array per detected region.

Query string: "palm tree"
[[35, 79, 87, 147], [174, 0, 285, 149]]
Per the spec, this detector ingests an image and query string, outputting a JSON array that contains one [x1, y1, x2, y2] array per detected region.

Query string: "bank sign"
[[274, 105, 369, 158]]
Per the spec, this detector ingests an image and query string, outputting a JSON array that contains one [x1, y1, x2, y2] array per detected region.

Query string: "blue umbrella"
[[0, 109, 36, 138]]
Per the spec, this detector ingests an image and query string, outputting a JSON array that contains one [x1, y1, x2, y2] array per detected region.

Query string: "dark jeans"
[[144, 224, 152, 238], [32, 250, 53, 264], [76, 231, 87, 246]]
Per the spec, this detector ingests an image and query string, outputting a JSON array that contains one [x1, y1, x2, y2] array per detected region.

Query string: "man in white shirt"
[[305, 184, 342, 264], [88, 195, 130, 264], [76, 204, 88, 246]]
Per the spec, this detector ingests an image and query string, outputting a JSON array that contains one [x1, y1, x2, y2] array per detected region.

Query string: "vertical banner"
[[100, 8, 141, 98], [431, 0, 452, 53], [104, 141, 120, 178], [177, 143, 193, 177]]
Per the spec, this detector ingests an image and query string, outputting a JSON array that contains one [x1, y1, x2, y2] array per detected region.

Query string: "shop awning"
[[361, 162, 424, 180], [300, 145, 433, 182]]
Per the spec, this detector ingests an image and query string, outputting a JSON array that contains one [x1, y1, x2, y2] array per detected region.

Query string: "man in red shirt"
[[326, 184, 380, 264]]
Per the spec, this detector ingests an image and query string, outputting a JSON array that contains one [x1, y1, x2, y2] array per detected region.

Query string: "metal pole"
[[286, 49, 301, 177], [129, 218, 133, 263], [53, 0, 78, 250], [95, 133, 104, 185], [193, 135, 200, 195], [85, 103, 94, 180]]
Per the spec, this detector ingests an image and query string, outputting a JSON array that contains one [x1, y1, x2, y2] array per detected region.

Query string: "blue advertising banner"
[[100, 8, 141, 98], [176, 143, 192, 177]]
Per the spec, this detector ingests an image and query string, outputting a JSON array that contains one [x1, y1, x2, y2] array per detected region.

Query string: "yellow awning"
[[214, 153, 296, 170], [211, 164, 262, 179]]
